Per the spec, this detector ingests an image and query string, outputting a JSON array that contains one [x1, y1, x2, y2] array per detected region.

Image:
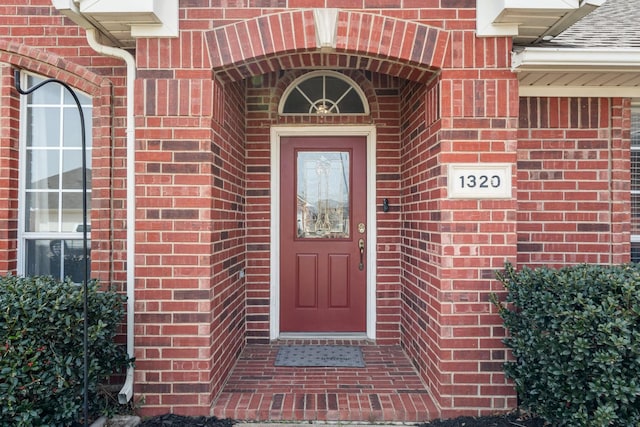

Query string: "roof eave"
[[477, 0, 607, 45], [512, 47, 640, 97]]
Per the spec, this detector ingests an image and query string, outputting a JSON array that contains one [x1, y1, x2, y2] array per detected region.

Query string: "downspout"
[[84, 28, 136, 404]]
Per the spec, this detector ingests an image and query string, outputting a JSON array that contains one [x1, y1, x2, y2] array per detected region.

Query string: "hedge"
[[494, 263, 640, 427], [0, 275, 131, 426]]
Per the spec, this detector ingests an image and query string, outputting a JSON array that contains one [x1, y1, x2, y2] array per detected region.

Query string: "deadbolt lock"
[[358, 223, 366, 234]]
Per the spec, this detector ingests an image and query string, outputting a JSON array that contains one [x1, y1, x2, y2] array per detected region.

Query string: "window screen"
[[632, 106, 640, 262]]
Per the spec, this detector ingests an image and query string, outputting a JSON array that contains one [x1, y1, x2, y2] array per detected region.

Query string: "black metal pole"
[[14, 69, 90, 427]]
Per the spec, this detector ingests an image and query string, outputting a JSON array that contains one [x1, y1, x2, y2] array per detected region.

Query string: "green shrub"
[[0, 275, 131, 426], [494, 263, 640, 427]]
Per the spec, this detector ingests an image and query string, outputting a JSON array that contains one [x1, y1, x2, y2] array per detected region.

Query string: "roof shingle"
[[539, 0, 640, 48]]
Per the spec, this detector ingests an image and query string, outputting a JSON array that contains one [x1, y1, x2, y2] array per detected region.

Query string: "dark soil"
[[137, 413, 549, 427], [138, 414, 236, 427], [418, 413, 549, 427]]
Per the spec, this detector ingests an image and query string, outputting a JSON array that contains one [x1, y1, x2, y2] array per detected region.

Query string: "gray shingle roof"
[[543, 0, 640, 48]]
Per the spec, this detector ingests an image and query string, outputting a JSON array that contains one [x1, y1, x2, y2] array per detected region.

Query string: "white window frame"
[[278, 70, 370, 116], [17, 71, 93, 280]]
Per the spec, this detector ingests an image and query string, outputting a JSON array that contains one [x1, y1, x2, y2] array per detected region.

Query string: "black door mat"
[[274, 345, 365, 367]]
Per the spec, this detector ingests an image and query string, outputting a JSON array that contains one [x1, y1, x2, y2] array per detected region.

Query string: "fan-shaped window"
[[279, 71, 369, 116]]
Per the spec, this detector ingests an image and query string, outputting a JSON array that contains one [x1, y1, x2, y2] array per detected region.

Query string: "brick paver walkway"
[[212, 340, 439, 422]]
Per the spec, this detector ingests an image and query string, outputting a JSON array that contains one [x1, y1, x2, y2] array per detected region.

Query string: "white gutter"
[[85, 28, 136, 404]]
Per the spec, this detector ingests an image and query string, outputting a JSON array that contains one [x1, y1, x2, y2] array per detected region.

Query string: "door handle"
[[358, 238, 365, 271]]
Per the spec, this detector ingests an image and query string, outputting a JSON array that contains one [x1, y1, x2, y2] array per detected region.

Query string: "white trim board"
[[269, 125, 377, 341]]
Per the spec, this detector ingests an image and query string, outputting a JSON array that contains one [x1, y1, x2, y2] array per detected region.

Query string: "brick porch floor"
[[212, 340, 439, 422]]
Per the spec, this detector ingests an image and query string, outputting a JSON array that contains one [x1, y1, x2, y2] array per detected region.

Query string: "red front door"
[[280, 136, 367, 333]]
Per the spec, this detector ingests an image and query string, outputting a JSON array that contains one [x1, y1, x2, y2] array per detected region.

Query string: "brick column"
[[401, 35, 519, 417], [0, 63, 19, 274], [134, 73, 246, 415]]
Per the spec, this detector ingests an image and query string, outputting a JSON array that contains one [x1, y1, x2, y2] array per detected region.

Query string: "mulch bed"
[[138, 414, 235, 427], [418, 413, 549, 426], [137, 413, 549, 427]]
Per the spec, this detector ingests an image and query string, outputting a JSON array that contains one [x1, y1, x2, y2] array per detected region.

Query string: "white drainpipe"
[[85, 28, 136, 404]]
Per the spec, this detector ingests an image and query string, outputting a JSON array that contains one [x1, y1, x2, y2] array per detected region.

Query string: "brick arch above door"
[[205, 10, 449, 83]]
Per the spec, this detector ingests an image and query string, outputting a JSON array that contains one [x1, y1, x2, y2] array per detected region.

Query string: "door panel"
[[296, 254, 317, 308], [329, 254, 349, 308], [280, 136, 367, 333]]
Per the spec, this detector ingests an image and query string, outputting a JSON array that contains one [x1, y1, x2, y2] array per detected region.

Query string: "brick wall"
[[134, 64, 247, 416], [399, 24, 520, 414], [400, 77, 444, 409], [517, 97, 631, 267], [0, 64, 19, 273], [0, 0, 129, 289], [2, 0, 635, 420]]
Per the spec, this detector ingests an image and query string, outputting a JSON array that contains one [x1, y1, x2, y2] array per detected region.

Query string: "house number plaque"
[[447, 163, 512, 199]]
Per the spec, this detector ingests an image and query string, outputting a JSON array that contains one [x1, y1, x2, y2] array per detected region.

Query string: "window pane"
[[632, 111, 640, 147], [62, 192, 91, 232], [27, 107, 60, 147], [25, 239, 59, 277], [27, 76, 60, 105], [62, 150, 92, 189], [63, 106, 92, 147], [324, 76, 350, 101], [633, 193, 640, 235], [298, 77, 324, 103], [633, 242, 640, 263], [26, 150, 60, 190], [297, 151, 350, 238], [63, 87, 90, 105], [63, 239, 91, 283], [25, 192, 58, 232], [25, 239, 90, 282], [283, 88, 311, 113], [338, 89, 366, 113]]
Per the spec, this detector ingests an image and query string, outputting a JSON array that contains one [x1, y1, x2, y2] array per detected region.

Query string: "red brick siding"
[[400, 45, 520, 417], [517, 97, 631, 267], [134, 71, 246, 414], [2, 0, 635, 420], [0, 64, 19, 273], [400, 78, 443, 408], [205, 9, 448, 84]]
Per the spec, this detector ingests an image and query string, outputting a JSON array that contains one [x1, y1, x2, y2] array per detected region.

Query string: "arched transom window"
[[279, 71, 369, 116]]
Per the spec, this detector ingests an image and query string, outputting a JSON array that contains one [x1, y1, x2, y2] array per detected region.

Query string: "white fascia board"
[[131, 0, 179, 38], [79, 0, 156, 15], [477, 0, 603, 40], [477, 0, 579, 36], [512, 47, 640, 72], [51, 0, 94, 29], [78, 0, 178, 38], [582, 0, 607, 7], [476, 0, 519, 37]]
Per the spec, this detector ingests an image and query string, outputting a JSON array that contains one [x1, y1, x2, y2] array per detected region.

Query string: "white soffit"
[[52, 0, 178, 48], [512, 47, 640, 97], [477, 0, 607, 45]]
